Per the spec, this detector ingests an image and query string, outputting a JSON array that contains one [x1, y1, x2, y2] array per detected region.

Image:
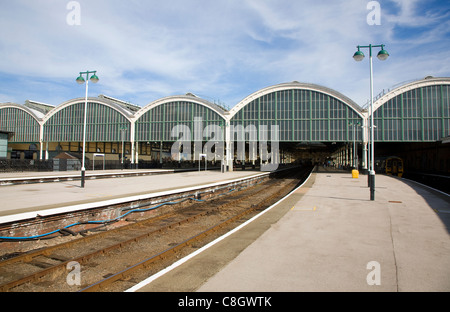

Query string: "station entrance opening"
[[227, 141, 357, 171]]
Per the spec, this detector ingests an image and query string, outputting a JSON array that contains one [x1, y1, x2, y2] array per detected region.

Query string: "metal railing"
[[0, 159, 54, 172], [0, 159, 218, 172]]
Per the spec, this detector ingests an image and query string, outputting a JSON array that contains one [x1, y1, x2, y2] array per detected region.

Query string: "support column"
[[362, 142, 368, 173], [39, 141, 43, 160], [135, 141, 139, 168], [131, 140, 135, 167], [349, 144, 353, 169], [344, 145, 347, 167], [225, 121, 233, 172]]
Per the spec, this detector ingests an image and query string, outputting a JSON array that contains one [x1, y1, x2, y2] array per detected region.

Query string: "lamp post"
[[353, 44, 389, 201], [76, 70, 99, 188]]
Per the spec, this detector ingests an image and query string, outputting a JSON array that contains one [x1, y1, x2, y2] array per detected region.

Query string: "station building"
[[1, 77, 449, 173]]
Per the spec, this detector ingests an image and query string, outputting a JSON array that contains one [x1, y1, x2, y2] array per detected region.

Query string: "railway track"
[[0, 166, 312, 292]]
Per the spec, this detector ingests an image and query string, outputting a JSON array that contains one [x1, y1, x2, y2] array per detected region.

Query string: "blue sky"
[[0, 0, 449, 109]]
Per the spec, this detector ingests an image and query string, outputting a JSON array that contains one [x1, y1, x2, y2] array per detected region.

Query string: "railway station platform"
[[0, 169, 262, 222], [0, 168, 173, 181], [131, 167, 450, 292]]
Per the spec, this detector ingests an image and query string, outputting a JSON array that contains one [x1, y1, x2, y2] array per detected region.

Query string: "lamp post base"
[[81, 170, 85, 188], [369, 171, 375, 200]]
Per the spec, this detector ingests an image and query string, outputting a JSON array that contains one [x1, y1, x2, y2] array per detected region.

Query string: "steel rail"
[[0, 166, 309, 292], [80, 179, 291, 292]]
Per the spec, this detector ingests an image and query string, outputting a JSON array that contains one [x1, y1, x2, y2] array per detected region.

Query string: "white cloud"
[[0, 0, 449, 108], [383, 0, 448, 27]]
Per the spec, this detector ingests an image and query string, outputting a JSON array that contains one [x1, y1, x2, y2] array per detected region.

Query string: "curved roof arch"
[[0, 102, 44, 123], [0, 103, 42, 143], [134, 94, 228, 121], [229, 82, 365, 120], [370, 76, 450, 142], [42, 97, 134, 124], [372, 77, 450, 114]]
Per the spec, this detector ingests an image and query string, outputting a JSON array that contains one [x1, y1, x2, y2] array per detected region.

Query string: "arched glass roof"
[[229, 82, 364, 142], [2, 77, 449, 146], [230, 82, 364, 119], [372, 77, 450, 142], [0, 103, 41, 142], [43, 97, 133, 142], [134, 94, 227, 142], [135, 94, 228, 121]]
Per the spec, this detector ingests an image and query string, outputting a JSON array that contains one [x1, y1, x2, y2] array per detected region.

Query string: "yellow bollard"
[[352, 169, 359, 179]]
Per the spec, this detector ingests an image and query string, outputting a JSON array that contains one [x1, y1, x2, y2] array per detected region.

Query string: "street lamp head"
[[76, 75, 85, 84], [377, 47, 389, 61], [90, 73, 99, 83], [353, 49, 365, 62]]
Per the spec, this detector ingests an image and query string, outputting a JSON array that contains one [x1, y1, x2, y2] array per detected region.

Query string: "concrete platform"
[[0, 168, 203, 185], [132, 168, 450, 292], [0, 169, 262, 221], [0, 168, 171, 179]]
